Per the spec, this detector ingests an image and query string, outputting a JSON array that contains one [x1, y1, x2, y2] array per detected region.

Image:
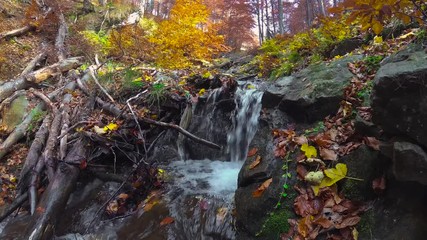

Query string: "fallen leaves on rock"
[[249, 155, 262, 169], [160, 216, 174, 226], [252, 178, 272, 198], [247, 147, 258, 157]]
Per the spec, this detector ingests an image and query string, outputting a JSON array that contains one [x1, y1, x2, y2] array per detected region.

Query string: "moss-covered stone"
[[257, 208, 293, 239], [358, 209, 375, 239]]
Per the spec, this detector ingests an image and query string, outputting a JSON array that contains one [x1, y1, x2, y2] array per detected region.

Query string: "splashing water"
[[227, 86, 263, 162]]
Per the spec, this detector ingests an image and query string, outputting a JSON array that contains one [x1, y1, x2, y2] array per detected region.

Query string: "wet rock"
[[262, 55, 363, 122], [359, 180, 427, 240], [149, 130, 180, 163], [330, 37, 365, 58], [392, 141, 427, 185], [235, 119, 296, 239], [371, 45, 427, 148], [340, 145, 381, 201]]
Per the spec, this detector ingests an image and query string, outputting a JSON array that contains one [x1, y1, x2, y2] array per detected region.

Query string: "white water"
[[227, 85, 263, 162], [167, 159, 243, 200]]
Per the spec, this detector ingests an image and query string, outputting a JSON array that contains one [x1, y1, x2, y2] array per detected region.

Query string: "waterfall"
[[227, 84, 263, 162]]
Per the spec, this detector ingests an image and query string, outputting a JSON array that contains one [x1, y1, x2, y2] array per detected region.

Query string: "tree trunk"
[[278, 0, 284, 34]]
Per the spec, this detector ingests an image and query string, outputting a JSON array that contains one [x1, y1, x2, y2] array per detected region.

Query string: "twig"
[[29, 88, 57, 111], [0, 193, 28, 223], [57, 120, 92, 140], [89, 66, 115, 103]]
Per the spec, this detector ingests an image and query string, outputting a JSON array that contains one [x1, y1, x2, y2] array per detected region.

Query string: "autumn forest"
[[0, 0, 427, 239]]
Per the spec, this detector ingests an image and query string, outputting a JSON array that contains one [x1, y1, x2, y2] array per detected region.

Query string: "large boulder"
[[262, 55, 363, 123], [235, 110, 296, 239], [371, 44, 427, 148], [392, 141, 427, 185]]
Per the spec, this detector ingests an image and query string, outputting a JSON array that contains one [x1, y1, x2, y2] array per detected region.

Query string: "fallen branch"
[[0, 193, 28, 223], [17, 115, 51, 196], [89, 66, 115, 103], [0, 56, 83, 102], [27, 141, 86, 239], [0, 88, 61, 161], [0, 25, 36, 40], [20, 52, 47, 76], [55, 13, 68, 61], [32, 89, 61, 181]]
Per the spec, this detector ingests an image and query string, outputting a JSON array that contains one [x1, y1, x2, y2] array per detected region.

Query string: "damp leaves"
[[247, 147, 258, 157], [252, 178, 272, 198], [249, 155, 262, 170]]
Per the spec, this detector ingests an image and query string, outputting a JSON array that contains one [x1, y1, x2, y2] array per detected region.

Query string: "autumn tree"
[[218, 0, 255, 50], [150, 0, 226, 69]]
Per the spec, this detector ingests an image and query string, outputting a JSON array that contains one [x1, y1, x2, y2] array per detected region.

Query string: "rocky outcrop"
[[262, 55, 363, 123], [372, 44, 427, 148], [392, 141, 427, 185], [371, 44, 427, 186]]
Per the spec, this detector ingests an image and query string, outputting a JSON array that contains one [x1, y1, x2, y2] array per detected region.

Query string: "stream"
[[1, 82, 264, 240]]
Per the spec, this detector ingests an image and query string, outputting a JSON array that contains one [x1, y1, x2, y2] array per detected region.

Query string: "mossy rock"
[[0, 96, 28, 134]]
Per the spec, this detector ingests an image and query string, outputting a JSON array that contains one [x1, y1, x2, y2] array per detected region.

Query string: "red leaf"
[[79, 159, 87, 170], [160, 216, 175, 226], [249, 155, 262, 170], [252, 178, 272, 198], [247, 147, 258, 157]]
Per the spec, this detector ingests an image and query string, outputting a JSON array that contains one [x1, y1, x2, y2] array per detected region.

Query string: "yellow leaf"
[[324, 163, 347, 181], [178, 79, 186, 86], [371, 21, 383, 35], [373, 35, 383, 45], [198, 88, 206, 96], [247, 84, 255, 89], [311, 163, 347, 196], [103, 122, 119, 132], [301, 144, 317, 158]]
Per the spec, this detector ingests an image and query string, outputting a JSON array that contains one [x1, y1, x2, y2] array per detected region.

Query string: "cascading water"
[[227, 85, 263, 162], [38, 82, 265, 240]]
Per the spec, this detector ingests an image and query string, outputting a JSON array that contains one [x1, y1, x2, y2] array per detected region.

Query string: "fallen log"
[[17, 115, 51, 196], [26, 141, 87, 240], [0, 56, 83, 102], [0, 25, 36, 40], [0, 193, 28, 223]]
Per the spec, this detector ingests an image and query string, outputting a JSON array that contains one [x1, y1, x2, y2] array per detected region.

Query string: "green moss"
[[358, 209, 375, 239], [257, 209, 292, 238]]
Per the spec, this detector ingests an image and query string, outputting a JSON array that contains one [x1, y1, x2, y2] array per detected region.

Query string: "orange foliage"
[[150, 0, 227, 69], [330, 0, 425, 34]]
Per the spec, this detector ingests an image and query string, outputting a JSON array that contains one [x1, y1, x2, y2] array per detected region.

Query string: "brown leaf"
[[249, 155, 262, 170], [364, 136, 380, 151], [160, 216, 175, 226], [247, 147, 258, 157], [297, 164, 308, 179], [320, 148, 338, 161], [335, 216, 361, 229], [294, 135, 308, 145], [313, 216, 333, 229], [252, 178, 272, 198]]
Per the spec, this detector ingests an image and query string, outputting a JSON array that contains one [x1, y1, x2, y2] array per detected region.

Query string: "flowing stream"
[[0, 83, 264, 240], [118, 83, 264, 239]]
